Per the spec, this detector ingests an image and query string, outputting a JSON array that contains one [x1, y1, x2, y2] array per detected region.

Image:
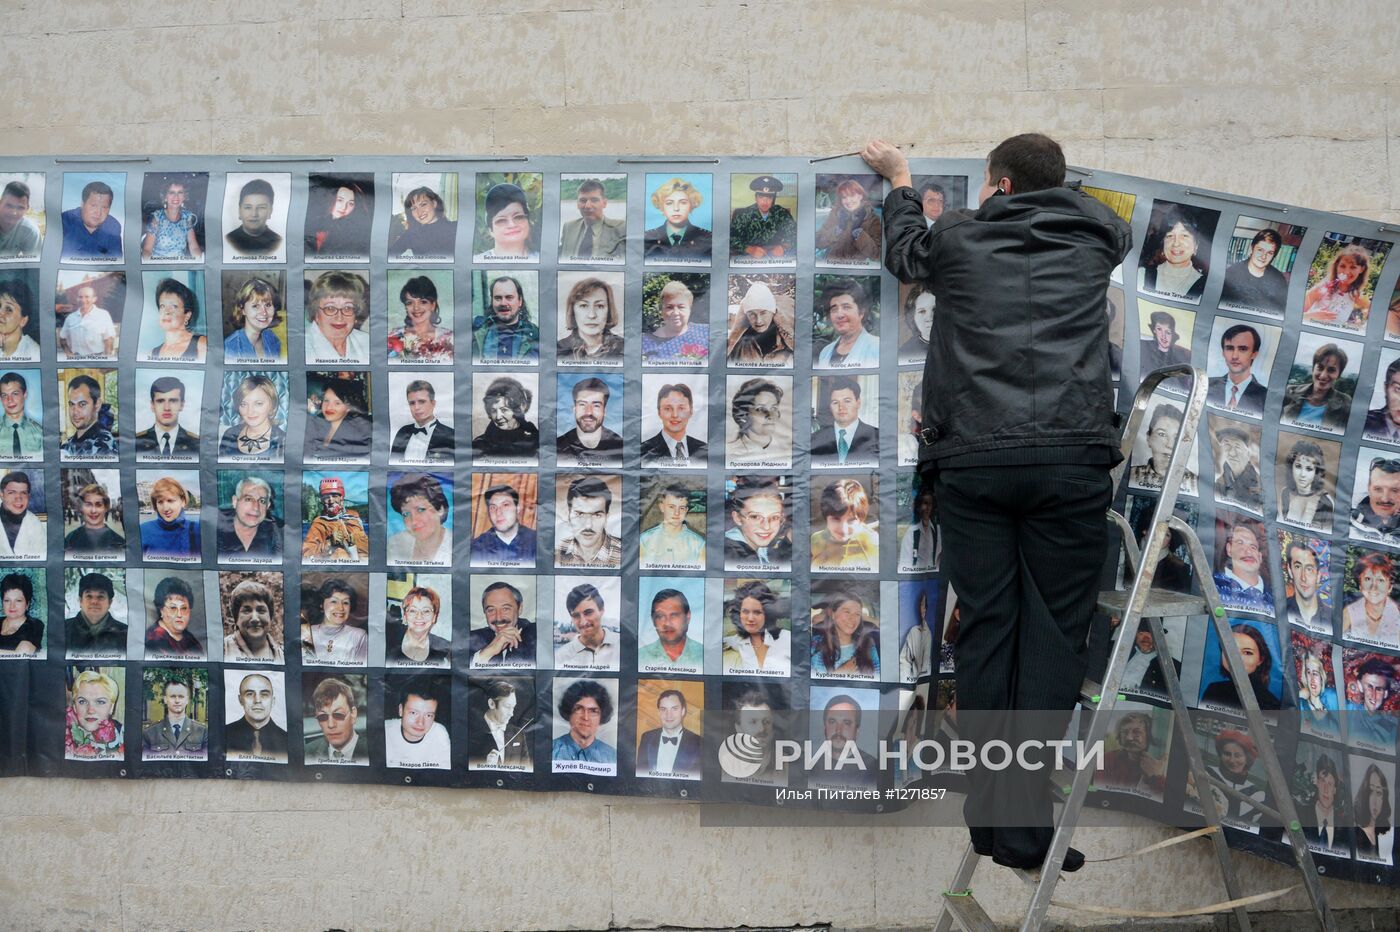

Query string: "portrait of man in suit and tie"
[[559, 176, 626, 263], [1205, 320, 1278, 419], [640, 377, 707, 469], [466, 677, 535, 771], [303, 674, 367, 765], [134, 374, 201, 461], [389, 376, 455, 464], [141, 673, 208, 761], [811, 375, 880, 469], [636, 686, 702, 781]]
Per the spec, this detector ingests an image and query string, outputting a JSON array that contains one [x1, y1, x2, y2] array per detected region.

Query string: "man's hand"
[[860, 139, 912, 191], [480, 625, 522, 661], [744, 245, 768, 259]]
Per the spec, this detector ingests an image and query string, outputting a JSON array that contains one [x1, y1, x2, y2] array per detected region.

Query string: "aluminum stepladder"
[[935, 365, 1337, 932]]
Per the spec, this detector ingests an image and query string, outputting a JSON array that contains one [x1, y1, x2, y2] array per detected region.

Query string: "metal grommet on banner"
[[496, 779, 504, 787], [404, 776, 412, 784], [225, 769, 233, 777], [119, 769, 127, 777], [586, 782, 595, 791], [679, 789, 688, 798], [314, 773, 323, 781]]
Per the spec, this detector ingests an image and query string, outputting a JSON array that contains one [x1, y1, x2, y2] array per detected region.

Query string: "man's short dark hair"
[[1286, 540, 1319, 571], [1249, 228, 1282, 251], [657, 688, 686, 710], [559, 678, 613, 724], [823, 693, 862, 728], [79, 571, 114, 599], [0, 372, 25, 394], [827, 375, 862, 400], [660, 482, 691, 502], [986, 133, 1066, 193], [657, 383, 692, 406], [80, 181, 114, 204], [67, 374, 101, 404], [480, 580, 523, 609], [566, 475, 612, 512], [650, 588, 690, 617], [566, 582, 605, 615], [1385, 357, 1400, 387], [1, 181, 30, 203], [0, 471, 29, 494], [1315, 752, 1339, 782], [397, 674, 440, 708], [150, 376, 186, 402], [1220, 323, 1261, 353], [406, 378, 435, 400], [571, 377, 611, 404], [576, 179, 606, 197], [917, 182, 945, 201], [489, 275, 531, 324], [1357, 657, 1396, 683], [483, 483, 519, 508], [312, 676, 357, 711], [239, 178, 275, 204]]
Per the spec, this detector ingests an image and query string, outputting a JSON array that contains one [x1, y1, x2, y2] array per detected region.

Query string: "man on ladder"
[[862, 134, 1132, 871]]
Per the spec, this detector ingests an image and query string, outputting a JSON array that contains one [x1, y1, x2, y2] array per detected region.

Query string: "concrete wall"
[[3, 1, 1399, 928]]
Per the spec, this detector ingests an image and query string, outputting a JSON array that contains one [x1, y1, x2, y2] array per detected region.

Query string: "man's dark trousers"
[[932, 461, 1112, 865]]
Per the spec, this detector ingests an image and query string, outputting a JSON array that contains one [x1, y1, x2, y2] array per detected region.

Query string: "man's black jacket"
[[884, 184, 1132, 467]]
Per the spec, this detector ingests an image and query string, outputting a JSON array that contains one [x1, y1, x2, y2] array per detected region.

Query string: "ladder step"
[[941, 891, 999, 932], [1098, 587, 1207, 618]]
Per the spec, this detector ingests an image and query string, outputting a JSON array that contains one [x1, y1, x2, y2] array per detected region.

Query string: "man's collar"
[[1224, 567, 1263, 592]]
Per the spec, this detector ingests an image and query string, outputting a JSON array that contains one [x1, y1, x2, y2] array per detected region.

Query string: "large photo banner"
[[0, 155, 1394, 888]]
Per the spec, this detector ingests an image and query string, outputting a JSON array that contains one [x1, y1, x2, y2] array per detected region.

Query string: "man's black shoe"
[[992, 846, 1086, 873]]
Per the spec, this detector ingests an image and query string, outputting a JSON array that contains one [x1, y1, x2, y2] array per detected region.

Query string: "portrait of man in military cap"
[[729, 173, 797, 266]]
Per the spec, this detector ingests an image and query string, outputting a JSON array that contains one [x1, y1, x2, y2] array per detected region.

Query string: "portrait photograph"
[[386, 269, 454, 365], [216, 370, 288, 465], [1211, 512, 1273, 617], [720, 578, 791, 677], [221, 172, 290, 263], [897, 578, 939, 683], [386, 471, 453, 568], [638, 475, 706, 571], [300, 470, 370, 566], [1182, 715, 1266, 830], [1128, 397, 1198, 496], [910, 174, 967, 227], [724, 374, 793, 469], [137, 271, 208, 363], [1136, 299, 1196, 391], [140, 667, 209, 762], [1348, 448, 1400, 551], [897, 282, 934, 366], [559, 174, 627, 264], [556, 373, 625, 470], [304, 371, 373, 465], [1135, 199, 1221, 305], [470, 372, 540, 467], [1217, 216, 1306, 319], [1387, 282, 1400, 343], [383, 673, 452, 769], [139, 171, 208, 264], [133, 368, 202, 464], [640, 374, 707, 469], [301, 672, 369, 766], [553, 474, 624, 571], [1196, 617, 1283, 715], [556, 270, 625, 368], [1341, 648, 1400, 756], [218, 570, 285, 665], [1292, 630, 1341, 742], [719, 681, 789, 787], [1302, 232, 1391, 334], [1206, 415, 1263, 516], [468, 573, 539, 669], [0, 172, 46, 263], [65, 665, 126, 761], [0, 270, 43, 362], [551, 675, 620, 776], [222, 668, 288, 764], [60, 172, 124, 264], [473, 172, 543, 263], [58, 368, 118, 463], [220, 269, 288, 365], [726, 273, 796, 368], [810, 474, 880, 574], [470, 270, 540, 366], [299, 571, 370, 667], [1116, 615, 1185, 702], [552, 575, 622, 673], [0, 467, 45, 562], [388, 172, 458, 262], [56, 269, 124, 363], [896, 371, 923, 467], [1293, 737, 1355, 857], [0, 567, 47, 659], [1349, 753, 1396, 865], [135, 469, 202, 564], [1361, 346, 1400, 446], [723, 475, 794, 573], [1089, 702, 1172, 803], [641, 272, 710, 367], [812, 274, 881, 370], [811, 374, 880, 469], [815, 173, 882, 269], [215, 469, 284, 566], [0, 368, 43, 463], [64, 566, 128, 660], [1340, 545, 1400, 652], [467, 675, 535, 772], [387, 371, 455, 465], [385, 572, 452, 669], [1277, 529, 1333, 636], [1275, 432, 1340, 535], [896, 473, 939, 574], [809, 581, 882, 681], [1203, 317, 1281, 419], [140, 568, 207, 660], [1126, 493, 1199, 595], [637, 576, 705, 676], [304, 173, 374, 263], [468, 473, 539, 570], [1106, 284, 1125, 379], [643, 173, 713, 267], [635, 679, 704, 781], [61, 468, 124, 562], [728, 172, 798, 267], [1280, 332, 1362, 436], [303, 269, 371, 365]]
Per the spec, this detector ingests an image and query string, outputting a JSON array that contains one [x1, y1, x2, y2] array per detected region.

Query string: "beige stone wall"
[[4, 1, 1399, 928]]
